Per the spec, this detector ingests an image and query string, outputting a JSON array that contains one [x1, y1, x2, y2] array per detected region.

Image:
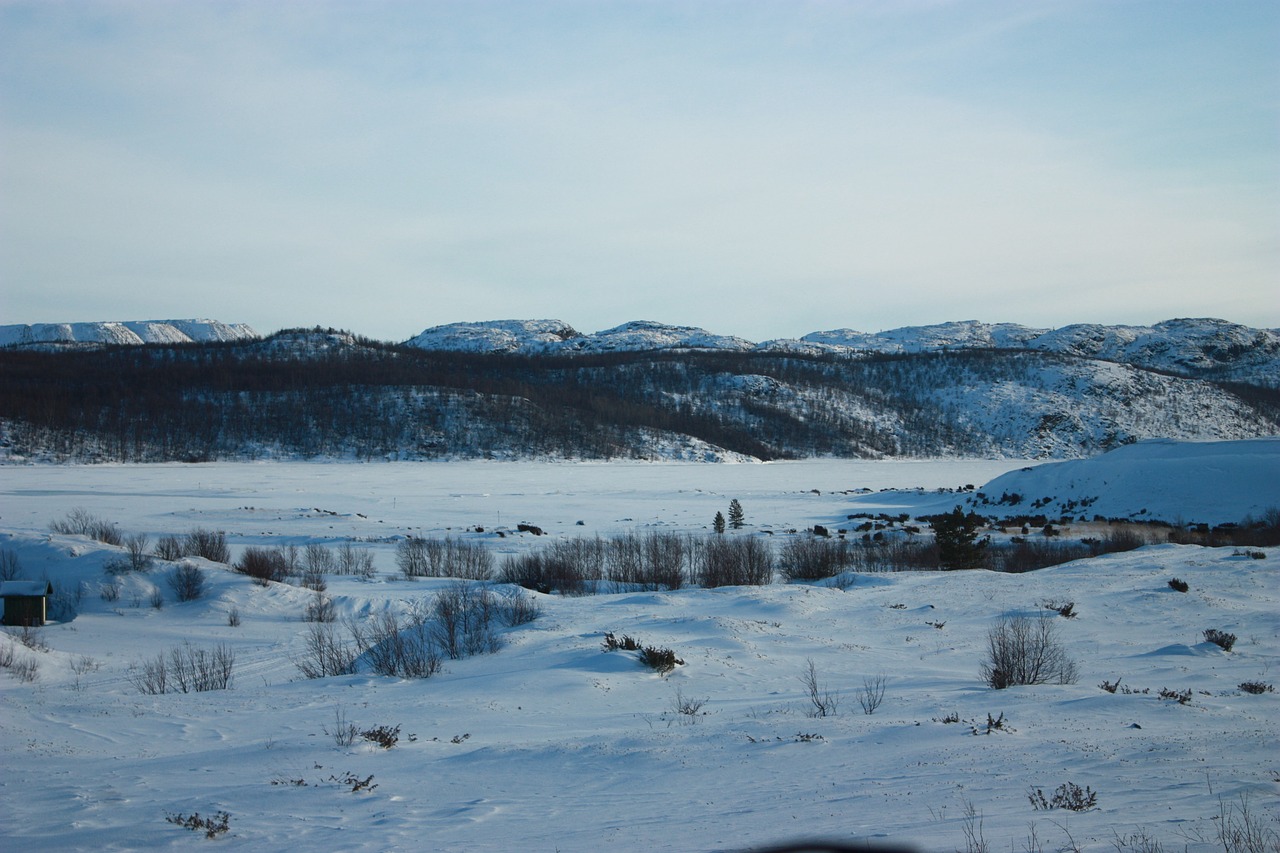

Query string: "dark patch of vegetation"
[[1028, 783, 1097, 812], [1204, 628, 1237, 651], [166, 810, 231, 839]]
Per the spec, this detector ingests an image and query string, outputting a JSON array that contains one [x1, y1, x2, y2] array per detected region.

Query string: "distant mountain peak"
[[0, 319, 258, 348]]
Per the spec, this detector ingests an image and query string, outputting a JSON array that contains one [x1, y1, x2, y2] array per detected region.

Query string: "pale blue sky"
[[2, 0, 1276, 341]]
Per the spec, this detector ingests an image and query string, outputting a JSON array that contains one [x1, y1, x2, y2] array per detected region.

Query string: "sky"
[[1, 0, 1277, 343]]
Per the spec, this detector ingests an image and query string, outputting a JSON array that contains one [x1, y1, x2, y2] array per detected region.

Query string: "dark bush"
[[167, 562, 206, 602], [1028, 782, 1097, 812], [694, 535, 773, 587], [1204, 628, 1236, 651], [154, 534, 185, 562], [638, 645, 684, 674], [1239, 681, 1274, 695], [361, 724, 401, 749], [780, 535, 853, 581], [1168, 577, 1189, 592], [602, 632, 641, 652], [166, 811, 230, 839], [184, 528, 230, 563], [235, 546, 290, 585]]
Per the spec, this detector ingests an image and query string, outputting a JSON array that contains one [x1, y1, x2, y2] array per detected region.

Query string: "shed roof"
[[0, 580, 53, 597]]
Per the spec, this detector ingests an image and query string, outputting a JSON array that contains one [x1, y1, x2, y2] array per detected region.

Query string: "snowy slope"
[[960, 437, 1280, 525], [0, 319, 258, 348], [0, 459, 1276, 852]]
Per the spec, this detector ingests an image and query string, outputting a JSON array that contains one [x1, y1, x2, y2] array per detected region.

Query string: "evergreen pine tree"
[[932, 505, 989, 570], [713, 511, 726, 534], [728, 499, 745, 530]]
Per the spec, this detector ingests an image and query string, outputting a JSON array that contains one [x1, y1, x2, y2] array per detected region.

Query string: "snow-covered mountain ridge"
[[4, 317, 1274, 386], [0, 319, 259, 347], [405, 317, 1280, 385]]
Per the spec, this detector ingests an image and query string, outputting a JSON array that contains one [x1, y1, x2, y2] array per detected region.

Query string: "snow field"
[[0, 457, 1277, 852]]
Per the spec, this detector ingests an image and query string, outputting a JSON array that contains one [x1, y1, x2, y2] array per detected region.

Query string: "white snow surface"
[[0, 319, 258, 347], [1, 455, 1277, 852]]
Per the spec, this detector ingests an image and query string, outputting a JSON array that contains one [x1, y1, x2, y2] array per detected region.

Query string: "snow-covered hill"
[[0, 319, 259, 348], [403, 318, 1280, 385], [957, 437, 1280, 525], [405, 319, 754, 354]]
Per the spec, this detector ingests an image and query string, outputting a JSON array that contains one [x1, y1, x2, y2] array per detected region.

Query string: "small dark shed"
[[0, 580, 53, 627]]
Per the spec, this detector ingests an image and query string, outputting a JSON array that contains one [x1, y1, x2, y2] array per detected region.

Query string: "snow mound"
[[969, 437, 1280, 524]]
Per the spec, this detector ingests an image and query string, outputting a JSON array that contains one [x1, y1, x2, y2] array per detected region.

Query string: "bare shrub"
[[183, 528, 229, 563], [234, 547, 290, 585], [348, 611, 441, 679], [100, 581, 121, 602], [695, 535, 774, 587], [780, 536, 853, 582], [123, 533, 153, 572], [167, 562, 207, 602], [858, 673, 887, 715], [335, 542, 376, 578], [500, 544, 594, 595], [227, 606, 241, 627], [149, 587, 164, 609], [130, 643, 234, 694], [303, 589, 336, 623], [801, 657, 840, 717], [1167, 577, 1189, 593], [0, 548, 22, 581], [1239, 681, 1274, 695], [50, 508, 122, 545], [607, 531, 688, 589], [395, 537, 430, 578], [304, 543, 336, 576], [431, 581, 502, 659], [1216, 793, 1280, 853], [154, 534, 185, 562], [981, 614, 1078, 688], [324, 706, 358, 747], [494, 589, 542, 626], [0, 639, 39, 682], [670, 686, 708, 721], [994, 540, 1090, 573], [294, 622, 357, 679], [849, 537, 940, 572]]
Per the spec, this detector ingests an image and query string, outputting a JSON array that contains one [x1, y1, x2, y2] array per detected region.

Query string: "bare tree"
[[981, 614, 1079, 688], [802, 657, 840, 717]]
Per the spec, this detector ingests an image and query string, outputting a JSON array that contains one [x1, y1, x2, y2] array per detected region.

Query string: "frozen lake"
[[0, 459, 1032, 546]]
